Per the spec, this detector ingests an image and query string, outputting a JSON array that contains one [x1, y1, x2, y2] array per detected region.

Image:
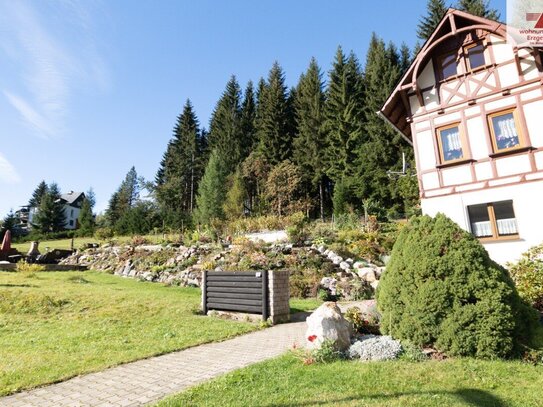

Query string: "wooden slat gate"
[[202, 270, 268, 320]]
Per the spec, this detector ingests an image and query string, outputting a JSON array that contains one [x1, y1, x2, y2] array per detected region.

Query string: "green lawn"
[[289, 297, 322, 313], [0, 271, 258, 396], [158, 353, 543, 406], [11, 233, 174, 253]]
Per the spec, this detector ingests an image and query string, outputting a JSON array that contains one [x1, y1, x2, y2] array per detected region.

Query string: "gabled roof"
[[60, 191, 85, 205], [379, 8, 507, 142]]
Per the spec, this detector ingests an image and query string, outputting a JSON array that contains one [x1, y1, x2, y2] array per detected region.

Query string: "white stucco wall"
[[64, 206, 81, 230], [421, 180, 543, 265]]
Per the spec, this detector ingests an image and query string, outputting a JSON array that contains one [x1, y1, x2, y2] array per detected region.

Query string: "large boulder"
[[306, 302, 352, 351]]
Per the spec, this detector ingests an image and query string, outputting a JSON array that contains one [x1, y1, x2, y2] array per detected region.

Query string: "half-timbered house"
[[380, 9, 543, 264]]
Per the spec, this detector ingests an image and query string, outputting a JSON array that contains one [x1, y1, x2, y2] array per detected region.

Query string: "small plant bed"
[[157, 352, 543, 407], [0, 271, 258, 396]]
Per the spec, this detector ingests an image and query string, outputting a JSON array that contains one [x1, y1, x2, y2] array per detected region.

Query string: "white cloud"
[[0, 153, 21, 185], [0, 0, 109, 139], [3, 91, 55, 139]]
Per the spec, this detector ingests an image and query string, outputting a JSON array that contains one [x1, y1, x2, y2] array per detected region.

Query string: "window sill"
[[436, 159, 475, 169], [478, 235, 520, 243], [489, 146, 535, 158]]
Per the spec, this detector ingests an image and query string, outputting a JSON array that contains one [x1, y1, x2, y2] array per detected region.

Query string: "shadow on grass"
[[0, 283, 38, 288], [266, 388, 507, 407]]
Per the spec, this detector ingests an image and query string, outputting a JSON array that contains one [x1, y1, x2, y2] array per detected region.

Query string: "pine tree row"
[[155, 35, 418, 227]]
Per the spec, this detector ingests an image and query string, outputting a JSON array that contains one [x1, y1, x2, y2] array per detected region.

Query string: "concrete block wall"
[[268, 269, 290, 324]]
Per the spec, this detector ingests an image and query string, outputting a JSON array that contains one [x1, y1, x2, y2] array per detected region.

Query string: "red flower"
[[307, 335, 317, 342]]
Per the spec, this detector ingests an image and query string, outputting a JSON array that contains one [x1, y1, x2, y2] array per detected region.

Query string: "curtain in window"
[[495, 114, 517, 139], [471, 221, 492, 237], [444, 127, 461, 151], [497, 218, 518, 235], [440, 126, 463, 162]]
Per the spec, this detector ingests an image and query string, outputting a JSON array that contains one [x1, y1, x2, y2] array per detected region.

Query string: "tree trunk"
[[190, 153, 195, 212], [319, 179, 324, 221]]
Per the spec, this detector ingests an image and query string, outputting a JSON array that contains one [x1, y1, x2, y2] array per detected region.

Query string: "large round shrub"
[[376, 213, 536, 358]]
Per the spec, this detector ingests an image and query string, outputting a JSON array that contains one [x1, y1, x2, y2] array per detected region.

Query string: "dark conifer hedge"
[[377, 213, 537, 358]]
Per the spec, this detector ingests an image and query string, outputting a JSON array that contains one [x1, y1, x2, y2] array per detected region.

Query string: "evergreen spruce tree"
[[240, 81, 257, 156], [28, 180, 49, 207], [456, 0, 500, 20], [323, 47, 365, 185], [356, 35, 410, 213], [293, 57, 327, 220], [155, 100, 202, 213], [33, 183, 66, 233], [86, 187, 96, 209], [105, 192, 120, 227], [105, 167, 140, 228], [256, 62, 294, 164], [77, 197, 95, 236], [332, 179, 350, 217], [194, 150, 227, 225], [399, 43, 412, 74], [117, 166, 139, 210], [417, 0, 448, 41], [208, 76, 244, 174], [1, 210, 18, 240]]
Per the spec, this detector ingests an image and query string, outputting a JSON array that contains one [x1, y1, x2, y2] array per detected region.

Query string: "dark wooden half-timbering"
[[203, 270, 269, 320]]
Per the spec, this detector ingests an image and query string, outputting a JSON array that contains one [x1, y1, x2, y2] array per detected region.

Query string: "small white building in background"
[[380, 9, 543, 264], [26, 191, 86, 231], [60, 191, 86, 230]]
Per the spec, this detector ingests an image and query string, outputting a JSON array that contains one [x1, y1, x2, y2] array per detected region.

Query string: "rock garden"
[[294, 213, 543, 367], [59, 218, 395, 303]]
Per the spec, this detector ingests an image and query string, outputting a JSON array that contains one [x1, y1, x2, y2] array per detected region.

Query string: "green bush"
[[286, 212, 308, 245], [377, 213, 538, 359], [94, 227, 114, 240], [290, 274, 319, 298], [508, 243, 543, 312], [308, 222, 337, 245]]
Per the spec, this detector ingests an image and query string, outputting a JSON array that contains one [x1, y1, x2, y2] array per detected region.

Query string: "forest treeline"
[[1, 1, 500, 239], [149, 36, 418, 231], [100, 1, 500, 235]]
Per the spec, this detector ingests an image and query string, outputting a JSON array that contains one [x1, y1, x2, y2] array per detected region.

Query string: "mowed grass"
[[289, 297, 322, 313], [0, 271, 258, 396], [158, 353, 543, 407], [11, 233, 179, 253]]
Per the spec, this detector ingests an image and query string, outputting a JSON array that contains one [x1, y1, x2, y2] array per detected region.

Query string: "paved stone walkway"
[[1, 322, 307, 407]]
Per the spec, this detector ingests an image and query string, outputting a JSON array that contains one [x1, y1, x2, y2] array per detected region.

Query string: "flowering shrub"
[[348, 335, 402, 361]]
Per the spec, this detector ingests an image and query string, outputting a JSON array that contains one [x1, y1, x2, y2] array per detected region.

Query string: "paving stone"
[[0, 322, 306, 407]]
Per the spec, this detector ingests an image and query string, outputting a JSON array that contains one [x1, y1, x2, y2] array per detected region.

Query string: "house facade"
[[26, 191, 85, 231], [380, 9, 543, 264], [60, 191, 85, 230]]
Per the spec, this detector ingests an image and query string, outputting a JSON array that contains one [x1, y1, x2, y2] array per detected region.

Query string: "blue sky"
[[0, 0, 506, 217]]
